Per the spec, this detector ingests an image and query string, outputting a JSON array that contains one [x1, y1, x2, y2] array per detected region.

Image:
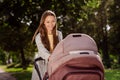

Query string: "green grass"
[[0, 65, 120, 80], [105, 69, 120, 80], [0, 65, 33, 80]]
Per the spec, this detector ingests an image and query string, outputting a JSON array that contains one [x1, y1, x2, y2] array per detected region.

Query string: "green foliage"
[[0, 48, 6, 64], [84, 0, 101, 8], [109, 54, 120, 69], [0, 0, 119, 69]]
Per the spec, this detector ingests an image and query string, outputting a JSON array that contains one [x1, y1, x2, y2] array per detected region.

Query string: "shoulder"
[[36, 33, 40, 38], [35, 33, 41, 41], [57, 30, 63, 41], [57, 30, 62, 35], [36, 33, 40, 36]]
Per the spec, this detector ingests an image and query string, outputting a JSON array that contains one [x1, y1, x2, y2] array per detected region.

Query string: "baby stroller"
[[34, 33, 105, 80]]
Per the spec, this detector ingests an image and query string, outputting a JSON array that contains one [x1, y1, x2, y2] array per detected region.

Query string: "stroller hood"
[[48, 33, 104, 77]]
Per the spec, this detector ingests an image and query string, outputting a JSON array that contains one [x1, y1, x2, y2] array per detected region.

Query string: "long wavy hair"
[[32, 10, 59, 52]]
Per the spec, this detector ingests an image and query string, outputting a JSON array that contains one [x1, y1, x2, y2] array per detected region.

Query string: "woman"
[[31, 10, 63, 80]]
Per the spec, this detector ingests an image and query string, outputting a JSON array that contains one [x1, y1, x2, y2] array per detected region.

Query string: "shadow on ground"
[[0, 72, 16, 80]]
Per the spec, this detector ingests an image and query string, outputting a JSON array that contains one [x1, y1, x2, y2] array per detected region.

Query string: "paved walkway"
[[0, 68, 16, 80]]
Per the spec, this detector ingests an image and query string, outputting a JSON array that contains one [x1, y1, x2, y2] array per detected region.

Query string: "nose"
[[50, 22, 54, 27]]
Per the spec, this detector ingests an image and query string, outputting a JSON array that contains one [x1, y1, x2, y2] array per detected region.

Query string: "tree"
[[108, 0, 120, 67], [0, 0, 36, 69], [0, 0, 119, 69]]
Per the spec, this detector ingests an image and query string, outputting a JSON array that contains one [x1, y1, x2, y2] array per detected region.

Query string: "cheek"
[[53, 22, 56, 26], [52, 23, 55, 28], [44, 23, 49, 28], [44, 23, 49, 27]]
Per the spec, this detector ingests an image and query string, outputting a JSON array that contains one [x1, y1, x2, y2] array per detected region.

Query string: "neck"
[[48, 31, 52, 35]]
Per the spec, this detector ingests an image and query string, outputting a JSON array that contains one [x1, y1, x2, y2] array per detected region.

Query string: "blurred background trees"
[[0, 0, 119, 69]]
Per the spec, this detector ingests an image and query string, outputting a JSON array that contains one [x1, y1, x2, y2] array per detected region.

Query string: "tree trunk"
[[98, 0, 111, 68], [20, 48, 27, 70]]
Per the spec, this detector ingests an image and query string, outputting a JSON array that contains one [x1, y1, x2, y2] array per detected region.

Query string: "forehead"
[[45, 15, 55, 21]]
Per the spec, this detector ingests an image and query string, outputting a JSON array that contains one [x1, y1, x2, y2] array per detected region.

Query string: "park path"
[[0, 68, 16, 80]]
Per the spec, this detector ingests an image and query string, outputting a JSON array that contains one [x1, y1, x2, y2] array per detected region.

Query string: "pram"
[[34, 33, 105, 80]]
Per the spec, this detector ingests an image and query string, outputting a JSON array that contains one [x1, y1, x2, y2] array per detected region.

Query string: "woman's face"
[[44, 15, 56, 34]]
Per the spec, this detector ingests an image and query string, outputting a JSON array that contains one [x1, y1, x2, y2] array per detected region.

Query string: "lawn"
[[0, 65, 33, 80], [105, 69, 120, 80], [0, 65, 120, 80]]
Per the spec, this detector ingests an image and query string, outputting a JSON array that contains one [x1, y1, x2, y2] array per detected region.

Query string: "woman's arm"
[[35, 33, 50, 60]]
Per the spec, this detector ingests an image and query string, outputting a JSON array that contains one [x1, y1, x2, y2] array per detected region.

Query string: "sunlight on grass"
[[0, 65, 33, 72], [0, 65, 33, 80]]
